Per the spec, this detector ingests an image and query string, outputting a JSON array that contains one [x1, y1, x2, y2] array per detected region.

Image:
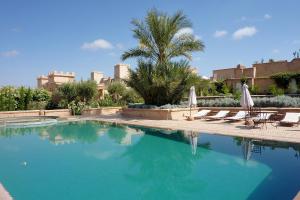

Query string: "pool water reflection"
[[0, 121, 299, 200]]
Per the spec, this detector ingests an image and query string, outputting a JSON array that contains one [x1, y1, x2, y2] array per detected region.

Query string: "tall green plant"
[[122, 9, 204, 105], [77, 80, 98, 103]]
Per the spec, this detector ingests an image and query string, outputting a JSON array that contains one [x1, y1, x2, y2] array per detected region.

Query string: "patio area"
[[82, 114, 300, 144]]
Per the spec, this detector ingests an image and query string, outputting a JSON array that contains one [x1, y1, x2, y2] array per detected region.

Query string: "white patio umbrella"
[[188, 86, 197, 117], [242, 138, 253, 161], [190, 132, 198, 155], [240, 83, 254, 109]]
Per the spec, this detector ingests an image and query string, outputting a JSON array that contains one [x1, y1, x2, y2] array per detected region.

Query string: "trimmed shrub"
[[197, 96, 300, 107]]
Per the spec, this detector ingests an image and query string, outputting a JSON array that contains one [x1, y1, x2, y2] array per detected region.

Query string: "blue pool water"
[[0, 121, 299, 200]]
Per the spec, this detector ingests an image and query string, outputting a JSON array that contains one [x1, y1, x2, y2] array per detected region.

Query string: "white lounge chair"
[[252, 113, 273, 122], [224, 111, 248, 121], [193, 109, 211, 119], [278, 112, 300, 126], [205, 110, 230, 120], [250, 112, 273, 129]]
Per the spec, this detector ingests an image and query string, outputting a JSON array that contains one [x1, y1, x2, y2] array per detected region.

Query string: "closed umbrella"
[[188, 86, 197, 117], [240, 84, 254, 109]]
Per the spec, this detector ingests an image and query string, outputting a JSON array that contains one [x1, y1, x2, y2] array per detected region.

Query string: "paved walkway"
[[81, 115, 300, 144]]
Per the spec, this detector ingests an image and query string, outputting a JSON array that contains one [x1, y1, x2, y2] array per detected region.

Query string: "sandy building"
[[38, 64, 130, 97], [37, 71, 75, 92], [211, 58, 300, 93]]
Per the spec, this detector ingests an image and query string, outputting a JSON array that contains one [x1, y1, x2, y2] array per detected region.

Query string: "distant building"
[[211, 58, 300, 93], [37, 64, 130, 97], [114, 64, 130, 81], [37, 71, 75, 92]]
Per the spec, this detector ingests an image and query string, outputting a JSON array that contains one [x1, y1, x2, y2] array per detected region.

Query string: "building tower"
[[114, 64, 129, 81], [91, 71, 104, 84]]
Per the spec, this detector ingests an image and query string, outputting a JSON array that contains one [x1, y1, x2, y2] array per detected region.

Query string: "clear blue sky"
[[1, 0, 300, 87]]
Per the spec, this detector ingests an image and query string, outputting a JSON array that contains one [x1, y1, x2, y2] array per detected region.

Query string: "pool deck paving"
[[81, 114, 300, 144]]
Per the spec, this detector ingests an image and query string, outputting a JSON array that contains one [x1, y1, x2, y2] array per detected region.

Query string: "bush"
[[96, 95, 125, 107], [0, 86, 17, 111], [107, 81, 126, 101], [77, 80, 98, 103], [270, 72, 292, 89], [58, 83, 77, 103], [121, 88, 143, 104], [198, 98, 240, 107], [48, 80, 98, 110], [270, 72, 300, 91], [27, 101, 48, 110], [32, 89, 51, 102], [68, 101, 86, 115], [250, 85, 260, 95], [268, 85, 284, 96], [197, 96, 300, 107]]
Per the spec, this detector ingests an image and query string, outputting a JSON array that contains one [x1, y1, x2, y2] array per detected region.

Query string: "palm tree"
[[122, 9, 204, 106]]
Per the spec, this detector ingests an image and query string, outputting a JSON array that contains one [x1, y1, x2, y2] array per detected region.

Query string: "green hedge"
[[198, 96, 300, 107], [0, 87, 50, 111]]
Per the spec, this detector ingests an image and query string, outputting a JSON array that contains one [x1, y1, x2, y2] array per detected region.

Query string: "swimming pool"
[[0, 121, 299, 199]]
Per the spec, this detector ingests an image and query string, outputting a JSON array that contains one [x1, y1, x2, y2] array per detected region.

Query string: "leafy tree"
[[17, 86, 27, 110], [122, 9, 204, 105], [32, 89, 51, 102], [77, 80, 98, 103], [122, 88, 144, 104], [107, 81, 127, 101], [58, 83, 78, 103], [214, 81, 224, 94]]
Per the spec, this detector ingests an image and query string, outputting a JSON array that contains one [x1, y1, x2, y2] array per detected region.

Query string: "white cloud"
[[272, 49, 280, 54], [214, 30, 228, 38], [233, 26, 257, 40], [81, 39, 113, 50], [1, 50, 19, 57], [264, 14, 272, 20], [175, 27, 194, 37], [175, 28, 202, 40]]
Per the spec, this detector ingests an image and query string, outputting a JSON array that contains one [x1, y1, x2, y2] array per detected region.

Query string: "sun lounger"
[[224, 111, 248, 121], [278, 112, 300, 126], [250, 112, 273, 129], [193, 109, 211, 119], [205, 110, 230, 120]]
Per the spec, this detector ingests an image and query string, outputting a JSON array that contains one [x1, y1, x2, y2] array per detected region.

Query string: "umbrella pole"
[[190, 106, 192, 117]]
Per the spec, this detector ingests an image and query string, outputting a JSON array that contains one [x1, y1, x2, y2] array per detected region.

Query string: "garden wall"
[[0, 109, 71, 118], [122, 107, 300, 120], [122, 108, 199, 120], [82, 107, 122, 116]]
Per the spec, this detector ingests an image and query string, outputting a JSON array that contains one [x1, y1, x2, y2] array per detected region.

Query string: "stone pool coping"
[[0, 183, 13, 200], [76, 114, 300, 144]]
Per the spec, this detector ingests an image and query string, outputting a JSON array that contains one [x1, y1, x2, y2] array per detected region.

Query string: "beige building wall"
[[212, 58, 300, 93], [114, 64, 129, 80], [37, 71, 75, 92], [37, 76, 48, 88], [91, 71, 104, 84]]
